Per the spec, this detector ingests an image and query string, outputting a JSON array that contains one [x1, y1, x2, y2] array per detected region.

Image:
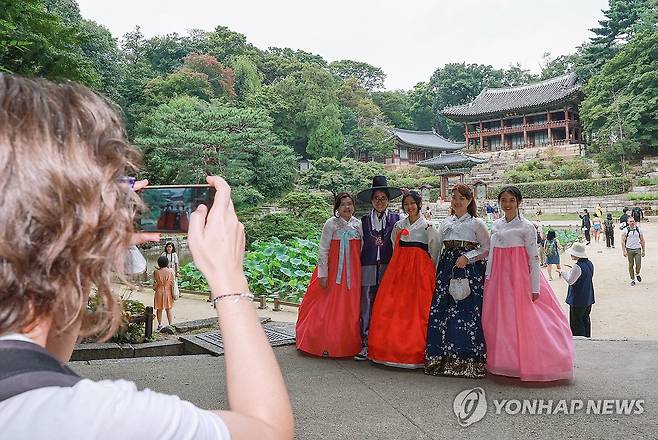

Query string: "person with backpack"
[[604, 213, 615, 248], [631, 206, 644, 223], [619, 207, 630, 231], [543, 230, 561, 281], [622, 217, 646, 286]]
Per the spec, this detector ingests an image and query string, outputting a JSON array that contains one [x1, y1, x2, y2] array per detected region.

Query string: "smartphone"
[[137, 185, 215, 233]]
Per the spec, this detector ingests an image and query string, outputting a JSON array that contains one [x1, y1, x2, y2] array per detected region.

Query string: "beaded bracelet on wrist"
[[211, 292, 254, 308]]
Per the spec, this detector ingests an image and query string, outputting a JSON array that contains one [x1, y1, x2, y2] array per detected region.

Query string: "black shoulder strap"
[[0, 340, 81, 402]]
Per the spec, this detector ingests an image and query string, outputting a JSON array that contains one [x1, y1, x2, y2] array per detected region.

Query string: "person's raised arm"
[[187, 176, 294, 440]]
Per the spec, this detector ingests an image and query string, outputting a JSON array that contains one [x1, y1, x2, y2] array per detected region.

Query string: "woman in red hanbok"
[[368, 191, 440, 368], [296, 192, 363, 358]]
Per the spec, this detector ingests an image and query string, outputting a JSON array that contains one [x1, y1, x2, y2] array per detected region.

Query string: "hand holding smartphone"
[[137, 184, 216, 233]]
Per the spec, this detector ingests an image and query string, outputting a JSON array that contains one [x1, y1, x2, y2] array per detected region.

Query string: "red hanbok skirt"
[[368, 241, 436, 368], [296, 239, 361, 358]]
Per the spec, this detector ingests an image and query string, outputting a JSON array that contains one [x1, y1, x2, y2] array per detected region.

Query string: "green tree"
[[298, 157, 385, 196], [408, 82, 435, 131], [502, 63, 538, 87], [0, 0, 98, 85], [581, 29, 658, 169], [329, 59, 386, 91], [206, 25, 261, 66], [233, 55, 262, 102], [271, 65, 344, 158], [337, 78, 394, 160], [371, 90, 414, 129], [135, 96, 298, 207]]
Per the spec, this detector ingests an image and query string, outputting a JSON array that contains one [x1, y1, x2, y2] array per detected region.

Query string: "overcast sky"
[[77, 0, 609, 90]]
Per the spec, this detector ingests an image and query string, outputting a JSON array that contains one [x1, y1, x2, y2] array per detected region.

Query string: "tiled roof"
[[442, 73, 582, 121], [417, 152, 487, 170], [394, 129, 464, 151]]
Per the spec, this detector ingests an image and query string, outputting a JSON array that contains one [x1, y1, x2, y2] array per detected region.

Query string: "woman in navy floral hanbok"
[[425, 184, 490, 378]]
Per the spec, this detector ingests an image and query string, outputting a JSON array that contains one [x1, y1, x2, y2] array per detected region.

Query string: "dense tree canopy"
[[581, 29, 658, 170], [136, 97, 298, 207], [3, 0, 655, 203]]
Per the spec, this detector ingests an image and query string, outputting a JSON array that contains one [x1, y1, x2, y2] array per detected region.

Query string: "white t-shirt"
[[622, 227, 642, 250], [0, 337, 230, 440]]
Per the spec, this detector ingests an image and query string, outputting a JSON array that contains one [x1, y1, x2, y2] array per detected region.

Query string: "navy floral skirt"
[[425, 247, 487, 378]]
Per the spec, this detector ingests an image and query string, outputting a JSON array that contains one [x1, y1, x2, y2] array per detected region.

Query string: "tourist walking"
[[631, 206, 645, 223], [534, 222, 547, 267], [558, 243, 595, 338], [482, 186, 574, 382], [543, 230, 561, 281], [485, 201, 495, 222], [161, 242, 180, 299], [604, 213, 615, 248], [368, 191, 440, 368], [354, 176, 401, 361], [425, 184, 489, 378], [619, 207, 630, 231], [153, 255, 176, 330], [296, 193, 363, 358], [622, 217, 646, 286], [580, 209, 591, 245], [592, 214, 602, 243]]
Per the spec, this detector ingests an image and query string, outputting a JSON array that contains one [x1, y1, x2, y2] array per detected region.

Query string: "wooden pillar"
[[440, 175, 448, 201], [459, 173, 464, 183], [500, 117, 505, 149], [564, 108, 570, 143], [464, 123, 470, 149], [522, 115, 528, 148], [479, 121, 484, 151], [547, 111, 552, 144]]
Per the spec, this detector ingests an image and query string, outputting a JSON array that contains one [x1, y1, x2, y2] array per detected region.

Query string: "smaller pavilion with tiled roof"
[[385, 128, 464, 166], [417, 152, 488, 201], [442, 73, 585, 152]]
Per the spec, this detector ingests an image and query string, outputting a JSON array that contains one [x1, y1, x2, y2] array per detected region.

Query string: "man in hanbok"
[[354, 176, 401, 360]]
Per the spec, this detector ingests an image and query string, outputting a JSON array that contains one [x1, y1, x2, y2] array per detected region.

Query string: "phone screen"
[[138, 185, 215, 233]]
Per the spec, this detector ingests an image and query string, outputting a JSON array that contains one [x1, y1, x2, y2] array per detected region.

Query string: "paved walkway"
[[71, 339, 658, 439]]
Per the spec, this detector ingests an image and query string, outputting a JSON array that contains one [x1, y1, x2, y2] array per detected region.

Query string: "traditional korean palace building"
[[442, 73, 585, 152], [386, 128, 464, 166], [417, 152, 487, 201]]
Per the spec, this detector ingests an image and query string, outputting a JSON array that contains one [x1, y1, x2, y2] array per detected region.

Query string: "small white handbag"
[[449, 267, 471, 301]]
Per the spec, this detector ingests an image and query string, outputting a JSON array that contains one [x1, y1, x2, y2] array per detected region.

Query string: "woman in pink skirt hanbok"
[[483, 186, 574, 382]]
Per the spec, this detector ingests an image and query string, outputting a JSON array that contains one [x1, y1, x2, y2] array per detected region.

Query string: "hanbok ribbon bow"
[[336, 229, 359, 289]]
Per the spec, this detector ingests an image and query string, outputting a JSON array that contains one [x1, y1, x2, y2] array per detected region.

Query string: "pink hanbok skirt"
[[483, 246, 574, 381]]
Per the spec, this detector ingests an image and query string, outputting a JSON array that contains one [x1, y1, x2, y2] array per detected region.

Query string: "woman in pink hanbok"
[[482, 186, 574, 382]]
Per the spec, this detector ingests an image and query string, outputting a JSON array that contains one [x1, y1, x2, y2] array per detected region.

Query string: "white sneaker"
[[353, 347, 368, 361]]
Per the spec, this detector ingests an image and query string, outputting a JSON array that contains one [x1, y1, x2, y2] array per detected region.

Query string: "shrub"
[[504, 157, 593, 183], [628, 193, 658, 201], [178, 237, 320, 304], [244, 237, 319, 303], [245, 213, 322, 244], [636, 177, 658, 187], [179, 262, 209, 292], [386, 166, 439, 190], [488, 177, 632, 199], [86, 296, 147, 344]]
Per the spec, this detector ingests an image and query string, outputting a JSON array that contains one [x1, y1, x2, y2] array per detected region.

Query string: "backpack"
[[545, 240, 557, 258], [0, 340, 80, 402]]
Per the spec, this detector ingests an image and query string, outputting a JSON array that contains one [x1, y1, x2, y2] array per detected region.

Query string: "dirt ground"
[[546, 217, 657, 338], [120, 217, 657, 339]]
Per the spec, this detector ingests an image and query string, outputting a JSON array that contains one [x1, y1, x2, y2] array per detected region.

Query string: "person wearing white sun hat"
[[558, 242, 595, 337]]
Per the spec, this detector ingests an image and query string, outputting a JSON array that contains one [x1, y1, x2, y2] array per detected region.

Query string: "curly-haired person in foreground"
[[0, 75, 294, 440]]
